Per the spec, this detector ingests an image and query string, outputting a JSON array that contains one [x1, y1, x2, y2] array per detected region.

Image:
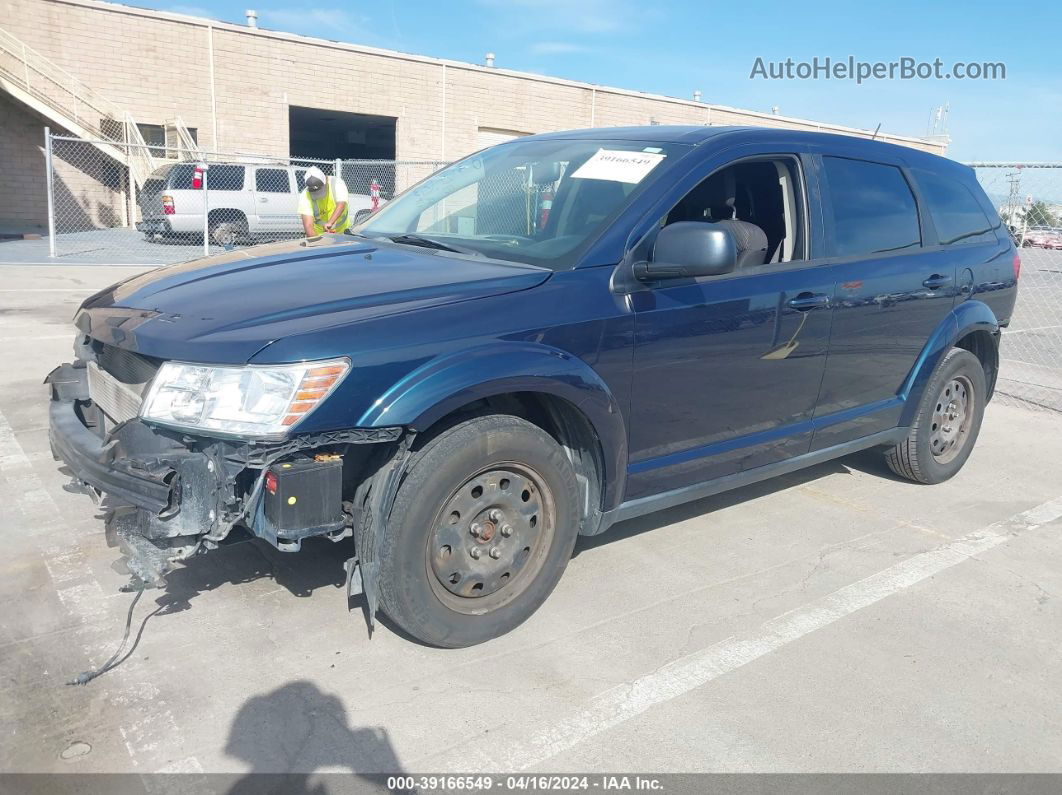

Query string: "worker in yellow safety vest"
[[298, 166, 350, 236]]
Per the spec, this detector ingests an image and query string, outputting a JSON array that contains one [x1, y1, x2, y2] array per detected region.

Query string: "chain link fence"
[[45, 133, 447, 264], [969, 164, 1062, 412]]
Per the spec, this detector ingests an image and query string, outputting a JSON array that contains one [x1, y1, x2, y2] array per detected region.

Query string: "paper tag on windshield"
[[570, 149, 666, 184]]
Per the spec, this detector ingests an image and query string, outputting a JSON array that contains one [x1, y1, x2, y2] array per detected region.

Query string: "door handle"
[[786, 292, 830, 311], [259, 197, 269, 203], [922, 274, 952, 289]]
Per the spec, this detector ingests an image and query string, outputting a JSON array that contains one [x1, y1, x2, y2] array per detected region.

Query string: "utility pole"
[[1004, 168, 1024, 243]]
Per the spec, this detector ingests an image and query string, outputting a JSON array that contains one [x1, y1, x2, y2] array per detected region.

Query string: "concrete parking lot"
[[2, 264, 1062, 778]]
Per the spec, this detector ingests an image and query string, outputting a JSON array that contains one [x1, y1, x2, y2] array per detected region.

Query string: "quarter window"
[[914, 169, 996, 245], [823, 157, 921, 257], [256, 168, 291, 193], [167, 164, 244, 191]]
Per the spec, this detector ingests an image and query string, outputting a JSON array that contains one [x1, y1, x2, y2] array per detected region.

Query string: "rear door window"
[[914, 169, 997, 245], [256, 168, 291, 193], [822, 156, 921, 257]]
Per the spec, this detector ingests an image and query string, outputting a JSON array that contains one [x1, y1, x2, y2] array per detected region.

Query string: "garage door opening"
[[289, 107, 396, 160]]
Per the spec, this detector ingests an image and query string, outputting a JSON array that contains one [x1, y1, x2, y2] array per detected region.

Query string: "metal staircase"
[[0, 26, 201, 187], [165, 118, 203, 156]]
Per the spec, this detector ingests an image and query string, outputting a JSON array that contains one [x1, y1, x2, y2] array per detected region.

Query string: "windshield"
[[357, 138, 686, 269]]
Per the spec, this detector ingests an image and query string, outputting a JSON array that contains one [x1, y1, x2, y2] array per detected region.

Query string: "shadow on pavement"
[[225, 680, 405, 792], [144, 450, 888, 613], [152, 534, 349, 615], [575, 455, 858, 556]]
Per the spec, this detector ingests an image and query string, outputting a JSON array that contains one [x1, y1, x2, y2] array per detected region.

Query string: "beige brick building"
[[0, 0, 947, 233]]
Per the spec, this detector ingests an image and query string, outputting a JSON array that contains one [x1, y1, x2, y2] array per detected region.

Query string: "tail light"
[[161, 195, 175, 215], [192, 165, 204, 190], [1013, 250, 1021, 280]]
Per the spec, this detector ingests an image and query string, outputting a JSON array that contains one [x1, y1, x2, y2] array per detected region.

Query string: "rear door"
[[201, 164, 248, 234], [811, 154, 957, 449], [910, 166, 1013, 324], [253, 167, 294, 233]]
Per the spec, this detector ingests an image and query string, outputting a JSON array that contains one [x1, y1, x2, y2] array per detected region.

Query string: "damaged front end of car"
[[46, 333, 403, 594]]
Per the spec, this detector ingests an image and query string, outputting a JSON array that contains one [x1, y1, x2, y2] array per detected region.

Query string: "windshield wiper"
[[384, 234, 480, 256]]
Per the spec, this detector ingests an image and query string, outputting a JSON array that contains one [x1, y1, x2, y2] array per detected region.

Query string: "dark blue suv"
[[48, 126, 1018, 646]]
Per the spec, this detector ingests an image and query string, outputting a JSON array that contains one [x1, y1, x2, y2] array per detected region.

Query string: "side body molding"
[[356, 342, 629, 510], [899, 299, 1000, 426]]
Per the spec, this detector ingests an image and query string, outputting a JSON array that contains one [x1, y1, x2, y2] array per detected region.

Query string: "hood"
[[77, 237, 551, 363]]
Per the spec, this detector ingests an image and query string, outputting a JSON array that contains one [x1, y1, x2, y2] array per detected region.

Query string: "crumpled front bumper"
[[46, 358, 404, 590], [49, 389, 174, 513], [46, 362, 225, 586]]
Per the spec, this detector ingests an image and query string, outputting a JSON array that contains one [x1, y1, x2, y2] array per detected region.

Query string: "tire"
[[209, 215, 248, 247], [885, 347, 986, 484], [378, 414, 581, 647]]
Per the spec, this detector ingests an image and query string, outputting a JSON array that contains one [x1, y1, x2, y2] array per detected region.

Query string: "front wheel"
[[378, 415, 581, 647], [885, 347, 986, 484]]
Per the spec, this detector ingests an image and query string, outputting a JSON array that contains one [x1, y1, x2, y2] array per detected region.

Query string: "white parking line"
[[423, 495, 1062, 772], [1003, 324, 1062, 335]]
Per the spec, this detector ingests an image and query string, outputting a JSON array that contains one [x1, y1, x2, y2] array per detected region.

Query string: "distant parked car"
[[136, 162, 377, 245], [1022, 226, 1062, 249]]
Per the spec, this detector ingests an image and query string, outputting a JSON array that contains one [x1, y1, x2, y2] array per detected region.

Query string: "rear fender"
[[356, 342, 628, 509], [899, 300, 999, 425]]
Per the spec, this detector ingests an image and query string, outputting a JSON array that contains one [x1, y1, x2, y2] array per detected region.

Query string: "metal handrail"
[[169, 117, 203, 158], [0, 27, 166, 188], [0, 26, 123, 136], [123, 112, 158, 186]]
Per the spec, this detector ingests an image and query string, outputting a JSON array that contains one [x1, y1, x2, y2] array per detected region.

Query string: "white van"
[[136, 163, 377, 245]]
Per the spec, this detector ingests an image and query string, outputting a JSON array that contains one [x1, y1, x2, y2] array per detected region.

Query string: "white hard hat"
[[304, 166, 327, 196]]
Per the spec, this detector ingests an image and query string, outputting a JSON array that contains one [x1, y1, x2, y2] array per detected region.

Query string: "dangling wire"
[[67, 589, 147, 686]]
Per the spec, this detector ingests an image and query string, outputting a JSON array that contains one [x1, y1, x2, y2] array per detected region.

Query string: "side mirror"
[[635, 222, 737, 281], [351, 208, 373, 227]]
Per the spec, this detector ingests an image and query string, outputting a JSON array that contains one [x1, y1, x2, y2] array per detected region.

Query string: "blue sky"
[[152, 0, 1059, 161]]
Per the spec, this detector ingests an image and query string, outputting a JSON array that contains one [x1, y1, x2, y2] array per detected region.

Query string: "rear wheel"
[[209, 215, 248, 247], [378, 414, 581, 647], [885, 347, 986, 484]]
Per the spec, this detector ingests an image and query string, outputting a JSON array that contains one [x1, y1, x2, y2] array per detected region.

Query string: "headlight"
[[140, 358, 350, 437]]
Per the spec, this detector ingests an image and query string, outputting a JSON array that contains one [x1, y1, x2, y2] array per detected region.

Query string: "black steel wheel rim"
[[930, 374, 974, 464], [426, 463, 556, 614]]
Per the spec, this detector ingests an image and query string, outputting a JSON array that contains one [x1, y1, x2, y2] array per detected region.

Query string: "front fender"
[[357, 342, 628, 509], [899, 299, 999, 425]]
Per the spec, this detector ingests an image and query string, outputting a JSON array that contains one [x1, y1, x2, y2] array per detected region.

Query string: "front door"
[[253, 167, 294, 233], [626, 155, 833, 501]]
